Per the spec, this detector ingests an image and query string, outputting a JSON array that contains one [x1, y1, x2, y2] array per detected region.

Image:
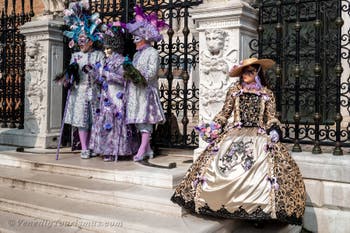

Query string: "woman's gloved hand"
[[269, 129, 280, 143]]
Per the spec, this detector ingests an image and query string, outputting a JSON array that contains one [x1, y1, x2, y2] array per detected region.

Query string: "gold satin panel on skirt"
[[198, 128, 273, 215]]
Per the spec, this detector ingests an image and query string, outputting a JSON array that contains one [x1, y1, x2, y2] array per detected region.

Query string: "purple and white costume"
[[125, 45, 165, 127], [64, 50, 105, 129], [89, 53, 139, 157]]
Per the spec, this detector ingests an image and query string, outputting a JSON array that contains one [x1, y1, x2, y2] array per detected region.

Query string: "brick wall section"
[[0, 0, 44, 16]]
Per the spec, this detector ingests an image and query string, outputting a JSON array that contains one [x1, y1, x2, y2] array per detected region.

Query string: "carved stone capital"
[[41, 0, 65, 16]]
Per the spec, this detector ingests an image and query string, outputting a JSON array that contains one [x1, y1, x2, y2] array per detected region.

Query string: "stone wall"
[[0, 0, 45, 15], [294, 152, 350, 233]]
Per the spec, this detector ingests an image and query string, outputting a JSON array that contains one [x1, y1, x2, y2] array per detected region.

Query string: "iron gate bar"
[[292, 0, 302, 152], [1, 11, 8, 128], [181, 0, 189, 146], [10, 3, 17, 129], [165, 0, 174, 147], [0, 0, 34, 129], [313, 0, 322, 154], [333, 0, 343, 155], [250, 0, 350, 153]]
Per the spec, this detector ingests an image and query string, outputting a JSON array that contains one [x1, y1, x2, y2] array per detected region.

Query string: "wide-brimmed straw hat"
[[229, 58, 275, 77]]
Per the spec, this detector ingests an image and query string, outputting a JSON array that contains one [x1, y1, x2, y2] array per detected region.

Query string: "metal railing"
[[0, 0, 34, 128], [250, 0, 350, 155]]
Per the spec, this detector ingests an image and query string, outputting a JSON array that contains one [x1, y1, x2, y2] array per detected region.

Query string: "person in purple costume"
[[89, 23, 140, 162], [125, 5, 168, 162], [62, 0, 105, 159]]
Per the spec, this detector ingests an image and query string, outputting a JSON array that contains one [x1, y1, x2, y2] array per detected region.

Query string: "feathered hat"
[[63, 0, 105, 48], [229, 58, 275, 77], [125, 5, 168, 42], [103, 21, 126, 54]]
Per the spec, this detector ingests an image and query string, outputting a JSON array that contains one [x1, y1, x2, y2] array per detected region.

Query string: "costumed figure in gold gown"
[[171, 58, 306, 225]]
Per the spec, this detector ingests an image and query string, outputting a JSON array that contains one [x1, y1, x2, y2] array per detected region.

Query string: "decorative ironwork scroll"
[[250, 0, 350, 154], [0, 0, 34, 128]]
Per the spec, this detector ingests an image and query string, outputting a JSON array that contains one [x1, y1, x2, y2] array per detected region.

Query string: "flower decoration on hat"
[[63, 0, 104, 48], [126, 5, 169, 42]]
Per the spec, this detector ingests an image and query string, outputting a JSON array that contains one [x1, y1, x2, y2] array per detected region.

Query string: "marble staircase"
[[0, 147, 301, 233]]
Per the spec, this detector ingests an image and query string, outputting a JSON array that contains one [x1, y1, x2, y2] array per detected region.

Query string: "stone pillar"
[[17, 15, 65, 148], [191, 0, 258, 159]]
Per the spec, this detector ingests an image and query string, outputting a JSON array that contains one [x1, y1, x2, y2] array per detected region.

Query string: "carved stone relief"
[[200, 29, 238, 121], [42, 0, 65, 15], [24, 41, 47, 134]]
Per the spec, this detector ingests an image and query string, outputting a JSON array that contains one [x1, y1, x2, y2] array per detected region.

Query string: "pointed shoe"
[[133, 153, 147, 162]]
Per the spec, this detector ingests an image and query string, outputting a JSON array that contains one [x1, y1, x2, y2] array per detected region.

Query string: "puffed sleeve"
[[213, 86, 237, 128], [140, 48, 159, 82], [87, 51, 106, 78], [265, 89, 282, 134], [103, 63, 125, 84]]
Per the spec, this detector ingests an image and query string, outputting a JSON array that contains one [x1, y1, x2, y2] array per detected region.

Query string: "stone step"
[[0, 152, 189, 188], [0, 185, 235, 233], [0, 165, 182, 216], [0, 210, 93, 233]]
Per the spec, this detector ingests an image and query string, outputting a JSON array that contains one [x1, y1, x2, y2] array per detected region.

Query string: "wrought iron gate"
[[0, 1, 34, 128], [84, 0, 202, 149], [250, 0, 350, 154]]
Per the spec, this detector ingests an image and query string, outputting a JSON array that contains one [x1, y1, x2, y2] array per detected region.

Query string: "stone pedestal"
[[292, 152, 350, 233], [5, 15, 65, 148], [191, 0, 258, 159]]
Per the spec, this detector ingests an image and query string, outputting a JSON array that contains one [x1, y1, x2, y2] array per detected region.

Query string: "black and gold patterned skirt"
[[171, 127, 306, 225]]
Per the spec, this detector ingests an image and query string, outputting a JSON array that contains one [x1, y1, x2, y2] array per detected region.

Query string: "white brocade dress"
[[171, 83, 306, 225], [64, 50, 105, 128], [125, 46, 165, 125]]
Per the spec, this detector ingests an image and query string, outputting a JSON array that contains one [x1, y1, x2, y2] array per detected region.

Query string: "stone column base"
[[0, 129, 59, 148]]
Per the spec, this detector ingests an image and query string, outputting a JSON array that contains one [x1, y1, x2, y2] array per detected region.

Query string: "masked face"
[[242, 66, 258, 84], [104, 47, 113, 57], [78, 34, 89, 46], [133, 35, 143, 44], [78, 35, 93, 53]]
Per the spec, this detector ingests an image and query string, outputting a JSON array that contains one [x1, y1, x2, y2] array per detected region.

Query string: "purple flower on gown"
[[103, 65, 110, 71], [94, 61, 102, 69], [242, 158, 253, 171], [104, 98, 111, 107], [115, 111, 123, 120], [95, 108, 101, 116], [266, 176, 279, 190], [257, 127, 266, 134], [212, 145, 219, 153], [103, 123, 112, 131], [234, 121, 243, 129], [116, 91, 123, 99], [193, 175, 207, 189], [227, 147, 236, 157], [97, 76, 105, 83], [102, 82, 108, 91]]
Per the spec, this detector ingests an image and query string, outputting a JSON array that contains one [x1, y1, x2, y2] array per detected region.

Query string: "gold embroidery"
[[270, 143, 306, 218]]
